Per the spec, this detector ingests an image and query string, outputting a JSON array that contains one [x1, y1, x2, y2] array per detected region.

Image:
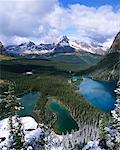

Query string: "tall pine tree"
[[11, 116, 27, 150], [106, 82, 120, 149], [98, 114, 109, 149], [2, 81, 21, 116], [2, 82, 27, 150]]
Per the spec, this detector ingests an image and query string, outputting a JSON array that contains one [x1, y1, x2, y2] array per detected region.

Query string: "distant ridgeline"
[[76, 31, 120, 82]]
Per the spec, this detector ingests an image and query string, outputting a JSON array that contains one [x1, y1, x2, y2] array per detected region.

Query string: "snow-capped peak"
[[19, 41, 35, 47], [57, 36, 69, 47], [19, 41, 36, 50]]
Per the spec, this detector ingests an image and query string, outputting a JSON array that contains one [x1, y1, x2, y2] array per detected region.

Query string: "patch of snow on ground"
[[82, 140, 101, 150], [0, 116, 63, 150]]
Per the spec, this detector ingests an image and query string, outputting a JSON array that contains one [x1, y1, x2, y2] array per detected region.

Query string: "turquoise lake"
[[18, 92, 38, 116], [18, 93, 78, 134], [48, 99, 78, 134], [79, 77, 117, 112]]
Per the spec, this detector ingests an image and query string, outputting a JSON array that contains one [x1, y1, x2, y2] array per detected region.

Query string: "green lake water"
[[18, 92, 38, 116], [18, 93, 78, 134], [48, 99, 78, 134]]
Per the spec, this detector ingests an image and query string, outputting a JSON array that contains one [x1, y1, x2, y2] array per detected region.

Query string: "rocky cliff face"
[[0, 41, 6, 55], [110, 32, 120, 52]]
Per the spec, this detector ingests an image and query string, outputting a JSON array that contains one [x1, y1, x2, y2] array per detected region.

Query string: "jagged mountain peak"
[[110, 31, 120, 52], [54, 36, 75, 53], [19, 41, 35, 47], [59, 35, 69, 43], [57, 35, 70, 46], [27, 41, 35, 46]]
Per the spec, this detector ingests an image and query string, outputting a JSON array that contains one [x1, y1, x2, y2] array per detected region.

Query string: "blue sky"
[[60, 0, 120, 8], [0, 0, 120, 46]]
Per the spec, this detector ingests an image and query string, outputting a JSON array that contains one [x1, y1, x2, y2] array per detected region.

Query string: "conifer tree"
[[12, 115, 27, 150], [36, 125, 48, 150], [98, 114, 108, 140], [3, 81, 21, 116], [7, 115, 14, 149], [98, 113, 109, 149], [106, 82, 120, 149], [2, 82, 26, 150]]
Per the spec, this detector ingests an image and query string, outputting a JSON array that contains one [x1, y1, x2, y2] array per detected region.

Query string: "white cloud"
[[0, 0, 58, 44], [45, 4, 120, 45], [0, 0, 120, 47]]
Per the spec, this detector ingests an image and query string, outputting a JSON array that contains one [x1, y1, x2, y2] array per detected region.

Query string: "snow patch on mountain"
[[69, 40, 108, 55]]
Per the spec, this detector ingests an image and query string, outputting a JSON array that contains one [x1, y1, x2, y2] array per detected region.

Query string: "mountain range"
[[1, 36, 108, 56]]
